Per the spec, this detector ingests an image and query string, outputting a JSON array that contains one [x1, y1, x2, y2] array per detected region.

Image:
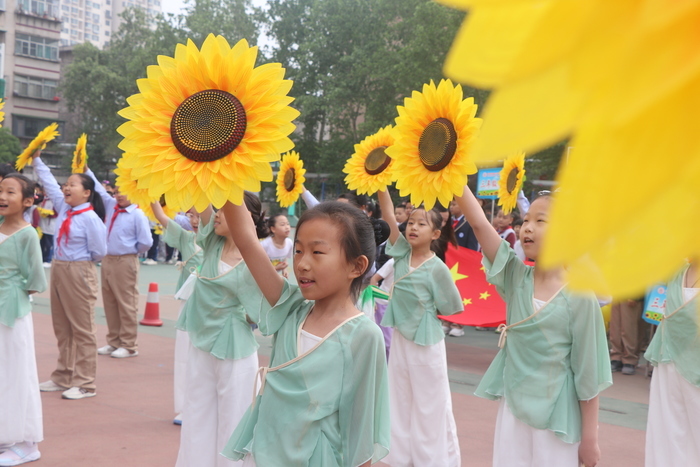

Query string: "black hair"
[[243, 191, 269, 239], [512, 218, 524, 228], [409, 206, 457, 262], [267, 212, 287, 231], [2, 173, 37, 212], [337, 192, 359, 207], [71, 173, 106, 221], [296, 201, 376, 301], [0, 163, 15, 179]]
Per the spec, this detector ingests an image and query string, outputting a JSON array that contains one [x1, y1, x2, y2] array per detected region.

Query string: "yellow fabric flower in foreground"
[[115, 161, 175, 222], [276, 151, 306, 208], [0, 100, 5, 125], [497, 152, 525, 215], [15, 123, 60, 171], [437, 0, 700, 297], [388, 79, 481, 210], [343, 125, 396, 195], [117, 34, 300, 212], [71, 133, 88, 173]]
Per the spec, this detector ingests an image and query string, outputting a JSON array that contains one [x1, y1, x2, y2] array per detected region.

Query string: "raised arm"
[[221, 201, 284, 306], [517, 190, 530, 216], [85, 167, 115, 210], [198, 204, 214, 226], [31, 153, 66, 213], [300, 185, 320, 208], [454, 185, 502, 264], [377, 189, 399, 245], [150, 202, 172, 227]]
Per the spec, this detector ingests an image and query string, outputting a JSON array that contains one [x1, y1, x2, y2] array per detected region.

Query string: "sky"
[[161, 0, 186, 15]]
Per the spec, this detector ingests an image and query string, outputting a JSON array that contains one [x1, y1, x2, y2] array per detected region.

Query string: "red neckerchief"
[[56, 206, 94, 250], [108, 206, 128, 237]]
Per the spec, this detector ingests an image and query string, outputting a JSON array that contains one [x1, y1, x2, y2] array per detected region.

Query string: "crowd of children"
[[2, 155, 700, 467]]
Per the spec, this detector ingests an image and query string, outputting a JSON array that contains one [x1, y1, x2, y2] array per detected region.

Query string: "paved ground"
[[29, 263, 648, 466]]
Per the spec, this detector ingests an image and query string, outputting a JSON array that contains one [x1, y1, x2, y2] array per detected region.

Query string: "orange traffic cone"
[[140, 282, 163, 326]]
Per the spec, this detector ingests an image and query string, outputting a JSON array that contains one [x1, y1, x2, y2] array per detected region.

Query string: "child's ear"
[[348, 255, 369, 280], [23, 197, 34, 209], [431, 229, 441, 241]]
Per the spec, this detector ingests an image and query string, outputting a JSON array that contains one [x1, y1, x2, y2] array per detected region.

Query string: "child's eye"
[[294, 249, 302, 254], [313, 250, 324, 255]]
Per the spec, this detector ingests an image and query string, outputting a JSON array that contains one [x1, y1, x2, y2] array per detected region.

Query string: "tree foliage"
[[0, 128, 22, 165]]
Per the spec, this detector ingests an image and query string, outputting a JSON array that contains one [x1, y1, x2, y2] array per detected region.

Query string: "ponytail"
[[243, 191, 269, 239], [74, 173, 105, 221]]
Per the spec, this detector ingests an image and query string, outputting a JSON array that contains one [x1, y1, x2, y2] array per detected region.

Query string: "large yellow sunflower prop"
[[117, 34, 300, 212], [436, 0, 700, 298], [388, 79, 481, 210], [115, 162, 175, 222], [276, 151, 305, 208], [343, 125, 396, 195], [497, 152, 525, 214], [0, 100, 5, 125], [15, 123, 60, 171], [71, 133, 88, 173]]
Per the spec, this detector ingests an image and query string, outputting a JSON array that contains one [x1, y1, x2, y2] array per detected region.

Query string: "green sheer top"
[[0, 223, 47, 327], [222, 280, 390, 467], [475, 241, 612, 443], [162, 219, 202, 292], [645, 265, 700, 387], [381, 234, 463, 346], [175, 217, 258, 360]]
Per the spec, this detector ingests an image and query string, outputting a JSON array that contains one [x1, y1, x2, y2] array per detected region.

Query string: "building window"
[[17, 0, 57, 17], [15, 34, 59, 61], [71, 6, 77, 13], [14, 75, 58, 100], [92, 12, 98, 21], [61, 4, 68, 10], [105, 19, 109, 25], [93, 24, 99, 33], [105, 30, 109, 36], [13, 116, 64, 140]]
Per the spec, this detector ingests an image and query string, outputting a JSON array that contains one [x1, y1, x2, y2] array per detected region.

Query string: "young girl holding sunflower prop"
[[71, 134, 88, 174], [497, 152, 526, 215], [116, 35, 300, 213], [388, 79, 481, 210], [15, 123, 60, 172], [343, 125, 395, 195], [276, 151, 305, 208]]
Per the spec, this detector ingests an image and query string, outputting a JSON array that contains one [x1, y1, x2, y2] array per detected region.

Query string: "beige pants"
[[609, 300, 644, 365], [49, 260, 99, 391], [101, 254, 140, 351]]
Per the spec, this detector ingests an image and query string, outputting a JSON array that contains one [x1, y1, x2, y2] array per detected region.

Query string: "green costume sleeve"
[[433, 260, 464, 316]]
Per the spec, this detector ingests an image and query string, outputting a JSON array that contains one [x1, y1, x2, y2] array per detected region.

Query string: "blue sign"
[[476, 168, 501, 200], [643, 285, 667, 325]]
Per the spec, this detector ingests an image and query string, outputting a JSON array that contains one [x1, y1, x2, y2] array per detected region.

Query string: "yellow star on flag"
[[463, 298, 472, 306], [479, 291, 491, 300], [450, 263, 468, 283]]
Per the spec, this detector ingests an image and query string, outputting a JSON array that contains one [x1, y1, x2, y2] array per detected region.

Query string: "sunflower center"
[[418, 118, 457, 172], [284, 168, 296, 192], [364, 146, 391, 176], [171, 89, 247, 162], [506, 167, 519, 193]]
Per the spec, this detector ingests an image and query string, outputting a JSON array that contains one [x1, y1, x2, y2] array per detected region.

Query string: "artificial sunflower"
[[276, 151, 305, 208], [117, 34, 299, 212], [71, 133, 88, 173], [15, 123, 60, 171], [436, 0, 700, 298], [497, 152, 525, 214], [343, 125, 396, 195], [114, 161, 175, 222], [0, 100, 5, 125], [37, 206, 55, 218], [388, 79, 481, 210]]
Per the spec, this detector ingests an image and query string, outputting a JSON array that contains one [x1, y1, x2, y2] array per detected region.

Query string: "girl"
[[454, 186, 611, 467], [150, 202, 203, 425], [377, 189, 463, 467], [32, 152, 106, 400], [0, 174, 47, 466], [219, 200, 389, 467], [645, 261, 700, 466], [260, 214, 293, 277], [174, 194, 266, 467]]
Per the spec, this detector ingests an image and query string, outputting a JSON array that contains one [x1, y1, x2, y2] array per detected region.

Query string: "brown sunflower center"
[[364, 146, 391, 175], [284, 168, 296, 192], [506, 167, 520, 193], [171, 89, 247, 162], [418, 118, 457, 172]]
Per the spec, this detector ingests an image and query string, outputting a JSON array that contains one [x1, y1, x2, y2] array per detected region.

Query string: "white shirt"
[[299, 329, 322, 354], [260, 236, 293, 274]]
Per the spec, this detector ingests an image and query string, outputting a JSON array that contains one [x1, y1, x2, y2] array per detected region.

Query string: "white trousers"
[[173, 301, 189, 415], [645, 363, 700, 467], [385, 332, 460, 467], [0, 314, 43, 444], [175, 343, 258, 467], [493, 400, 579, 467]]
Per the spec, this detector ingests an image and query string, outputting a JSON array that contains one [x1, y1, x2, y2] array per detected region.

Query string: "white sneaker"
[[0, 442, 40, 466], [97, 345, 117, 355], [42, 262, 51, 268], [448, 327, 465, 337], [38, 380, 67, 392], [111, 347, 138, 358], [61, 387, 96, 400], [142, 259, 157, 266], [442, 325, 450, 334]]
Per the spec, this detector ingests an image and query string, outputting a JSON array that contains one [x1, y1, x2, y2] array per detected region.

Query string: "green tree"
[[0, 128, 22, 165]]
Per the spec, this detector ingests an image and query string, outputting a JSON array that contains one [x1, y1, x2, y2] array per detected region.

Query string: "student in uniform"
[[220, 200, 390, 467], [150, 202, 203, 425], [0, 174, 47, 466], [32, 151, 107, 400], [91, 178, 153, 358], [454, 187, 612, 467], [175, 194, 267, 467], [377, 189, 463, 467], [645, 260, 700, 466]]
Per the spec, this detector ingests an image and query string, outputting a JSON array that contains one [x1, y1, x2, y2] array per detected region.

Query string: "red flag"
[[439, 244, 506, 327]]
